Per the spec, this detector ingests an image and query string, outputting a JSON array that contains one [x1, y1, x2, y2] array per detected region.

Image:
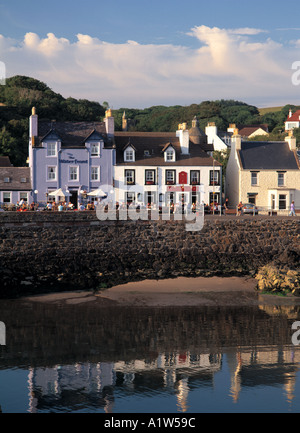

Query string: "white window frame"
[[165, 148, 175, 162], [91, 166, 100, 181], [91, 143, 100, 157], [19, 192, 28, 202], [124, 147, 135, 162], [251, 172, 258, 186], [278, 172, 285, 187], [69, 166, 79, 182], [47, 166, 57, 181], [47, 142, 57, 157], [2, 192, 11, 203]]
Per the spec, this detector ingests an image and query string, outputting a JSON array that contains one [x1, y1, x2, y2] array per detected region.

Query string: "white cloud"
[[0, 27, 299, 108]]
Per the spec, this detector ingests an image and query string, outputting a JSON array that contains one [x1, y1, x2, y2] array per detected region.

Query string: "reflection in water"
[[0, 299, 300, 412]]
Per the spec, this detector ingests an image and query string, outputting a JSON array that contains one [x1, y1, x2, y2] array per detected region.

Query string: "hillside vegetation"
[[0, 75, 299, 166]]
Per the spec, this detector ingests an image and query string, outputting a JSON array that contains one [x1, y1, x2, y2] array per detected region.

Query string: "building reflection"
[[26, 346, 300, 413]]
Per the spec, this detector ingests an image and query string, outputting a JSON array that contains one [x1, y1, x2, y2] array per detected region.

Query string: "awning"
[[87, 188, 107, 197]]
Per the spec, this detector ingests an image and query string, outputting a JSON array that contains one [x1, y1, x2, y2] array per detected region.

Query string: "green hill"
[[0, 75, 299, 166]]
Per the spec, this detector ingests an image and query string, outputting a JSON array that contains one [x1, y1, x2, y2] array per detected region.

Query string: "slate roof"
[[114, 132, 221, 167], [239, 141, 300, 170], [37, 121, 111, 148], [0, 167, 31, 190]]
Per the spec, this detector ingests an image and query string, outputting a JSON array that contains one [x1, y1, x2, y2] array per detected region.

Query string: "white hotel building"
[[113, 116, 222, 209]]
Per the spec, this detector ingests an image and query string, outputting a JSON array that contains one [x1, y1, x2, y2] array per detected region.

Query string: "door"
[[70, 191, 78, 208]]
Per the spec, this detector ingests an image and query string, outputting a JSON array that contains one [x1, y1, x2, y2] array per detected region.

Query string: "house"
[[285, 109, 300, 131], [28, 107, 115, 207], [0, 162, 32, 207], [238, 124, 269, 139], [225, 129, 300, 213], [113, 119, 222, 210]]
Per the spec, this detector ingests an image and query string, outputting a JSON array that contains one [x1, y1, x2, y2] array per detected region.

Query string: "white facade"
[[205, 123, 230, 153], [113, 164, 222, 208]]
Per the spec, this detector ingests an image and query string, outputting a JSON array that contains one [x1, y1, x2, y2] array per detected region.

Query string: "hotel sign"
[[60, 159, 88, 164]]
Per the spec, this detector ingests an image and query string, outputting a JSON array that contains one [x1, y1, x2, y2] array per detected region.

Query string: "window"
[[124, 149, 134, 162], [279, 194, 287, 210], [210, 170, 220, 186], [3, 192, 11, 203], [165, 149, 175, 162], [47, 166, 57, 181], [209, 192, 220, 204], [4, 177, 10, 183], [278, 172, 285, 187], [47, 143, 57, 157], [91, 167, 100, 181], [20, 192, 28, 202], [91, 143, 100, 157], [248, 194, 256, 205], [145, 170, 155, 185], [125, 169, 135, 185], [190, 170, 200, 185], [69, 166, 79, 181], [20, 177, 27, 183], [251, 172, 258, 186], [165, 170, 176, 185], [126, 192, 135, 204]]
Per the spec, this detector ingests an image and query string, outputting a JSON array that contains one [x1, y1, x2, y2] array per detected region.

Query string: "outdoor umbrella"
[[87, 188, 107, 197], [48, 188, 72, 197]]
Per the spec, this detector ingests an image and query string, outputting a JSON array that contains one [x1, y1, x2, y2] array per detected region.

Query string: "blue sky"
[[1, 0, 300, 108]]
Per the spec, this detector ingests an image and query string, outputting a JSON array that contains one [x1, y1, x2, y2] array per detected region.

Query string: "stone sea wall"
[[0, 211, 299, 298]]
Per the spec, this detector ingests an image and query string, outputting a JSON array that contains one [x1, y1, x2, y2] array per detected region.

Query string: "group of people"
[[45, 201, 95, 211]]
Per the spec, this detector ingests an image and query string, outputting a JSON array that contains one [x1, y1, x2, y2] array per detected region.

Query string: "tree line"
[[0, 75, 299, 166]]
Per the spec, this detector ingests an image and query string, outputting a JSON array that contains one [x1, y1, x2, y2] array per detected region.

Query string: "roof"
[[114, 132, 221, 167], [37, 121, 111, 148], [238, 125, 269, 137], [238, 141, 299, 170], [0, 156, 12, 167], [286, 110, 300, 122], [0, 167, 31, 190]]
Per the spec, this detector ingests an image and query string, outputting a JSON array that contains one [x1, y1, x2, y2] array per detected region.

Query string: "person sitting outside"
[[46, 202, 53, 211], [78, 203, 85, 211], [58, 202, 64, 212]]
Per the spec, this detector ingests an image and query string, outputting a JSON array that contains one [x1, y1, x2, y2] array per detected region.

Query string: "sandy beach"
[[21, 275, 299, 308]]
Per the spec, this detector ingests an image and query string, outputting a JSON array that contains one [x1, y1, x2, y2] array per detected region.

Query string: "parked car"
[[242, 203, 258, 215]]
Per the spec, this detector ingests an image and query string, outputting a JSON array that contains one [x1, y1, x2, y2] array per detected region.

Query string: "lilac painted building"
[[29, 108, 115, 207]]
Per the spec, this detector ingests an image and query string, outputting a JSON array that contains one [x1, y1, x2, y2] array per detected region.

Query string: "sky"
[[0, 0, 300, 109]]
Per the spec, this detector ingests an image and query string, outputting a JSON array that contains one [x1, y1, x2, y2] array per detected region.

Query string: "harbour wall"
[[0, 211, 299, 298]]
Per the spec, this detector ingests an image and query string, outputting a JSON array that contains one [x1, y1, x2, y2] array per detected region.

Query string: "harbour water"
[[0, 296, 300, 413]]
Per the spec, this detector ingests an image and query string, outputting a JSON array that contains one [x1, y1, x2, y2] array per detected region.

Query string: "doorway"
[[70, 191, 78, 208]]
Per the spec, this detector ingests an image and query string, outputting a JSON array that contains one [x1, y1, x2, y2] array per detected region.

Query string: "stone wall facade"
[[0, 211, 299, 298]]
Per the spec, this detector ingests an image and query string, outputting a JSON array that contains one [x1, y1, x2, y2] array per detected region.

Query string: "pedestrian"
[[289, 201, 296, 216], [237, 201, 243, 216]]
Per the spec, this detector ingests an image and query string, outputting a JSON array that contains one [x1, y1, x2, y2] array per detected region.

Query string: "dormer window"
[[47, 142, 57, 157], [91, 143, 100, 157], [124, 146, 135, 162], [164, 146, 176, 162]]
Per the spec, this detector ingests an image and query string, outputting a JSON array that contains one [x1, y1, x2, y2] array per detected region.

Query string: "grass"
[[258, 106, 284, 115]]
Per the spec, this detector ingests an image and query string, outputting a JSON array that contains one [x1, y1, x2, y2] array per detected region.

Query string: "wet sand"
[[21, 276, 300, 308]]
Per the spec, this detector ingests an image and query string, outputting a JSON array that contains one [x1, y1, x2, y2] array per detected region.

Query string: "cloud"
[[0, 28, 299, 108]]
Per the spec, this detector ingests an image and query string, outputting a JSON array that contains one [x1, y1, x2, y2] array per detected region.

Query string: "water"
[[0, 298, 300, 413]]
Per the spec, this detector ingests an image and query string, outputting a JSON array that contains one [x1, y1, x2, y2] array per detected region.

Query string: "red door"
[[179, 171, 188, 185]]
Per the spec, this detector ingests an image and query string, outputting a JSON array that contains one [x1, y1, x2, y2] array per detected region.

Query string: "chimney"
[[104, 109, 114, 138], [289, 109, 293, 118], [30, 107, 38, 147], [232, 128, 241, 150], [176, 123, 189, 154], [285, 130, 296, 150]]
